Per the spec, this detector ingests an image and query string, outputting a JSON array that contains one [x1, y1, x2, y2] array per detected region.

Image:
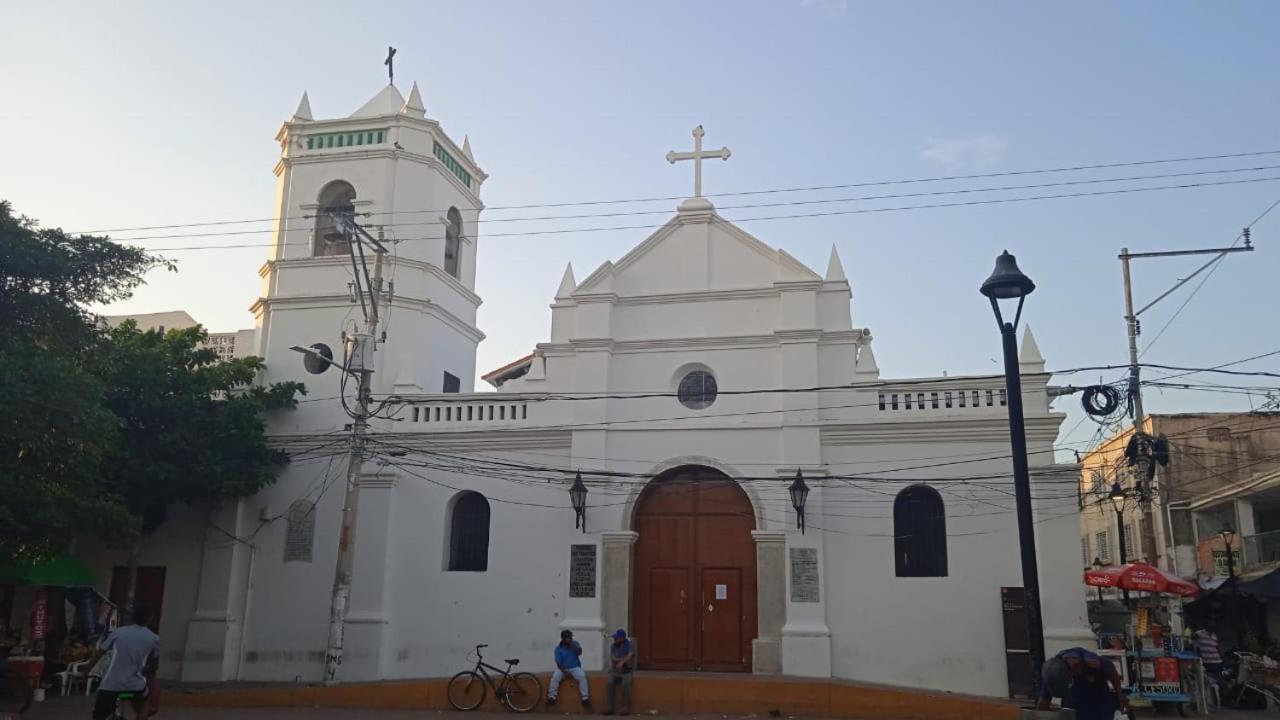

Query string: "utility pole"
[[320, 217, 388, 686], [1121, 235, 1249, 548]]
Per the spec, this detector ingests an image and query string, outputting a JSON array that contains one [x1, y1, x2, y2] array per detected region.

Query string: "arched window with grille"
[[447, 491, 490, 571], [314, 181, 357, 256], [283, 499, 316, 563], [444, 207, 463, 278], [894, 485, 947, 577]]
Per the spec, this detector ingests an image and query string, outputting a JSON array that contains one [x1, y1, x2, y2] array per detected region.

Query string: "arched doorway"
[[633, 466, 757, 671]]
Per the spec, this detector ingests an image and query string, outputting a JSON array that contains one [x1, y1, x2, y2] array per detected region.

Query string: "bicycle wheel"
[[447, 670, 488, 711], [0, 668, 33, 716], [501, 671, 542, 713]]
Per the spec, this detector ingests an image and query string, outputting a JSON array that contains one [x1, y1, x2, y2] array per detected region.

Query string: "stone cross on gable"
[[666, 125, 731, 198]]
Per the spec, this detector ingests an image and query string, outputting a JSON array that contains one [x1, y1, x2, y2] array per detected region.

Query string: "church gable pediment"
[[572, 210, 819, 298]]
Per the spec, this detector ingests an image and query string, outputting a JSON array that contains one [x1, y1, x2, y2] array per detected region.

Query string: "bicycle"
[[0, 667, 33, 718], [446, 644, 542, 713]]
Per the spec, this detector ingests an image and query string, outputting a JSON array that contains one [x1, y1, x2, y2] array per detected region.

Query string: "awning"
[[0, 555, 97, 587], [1239, 567, 1280, 598]]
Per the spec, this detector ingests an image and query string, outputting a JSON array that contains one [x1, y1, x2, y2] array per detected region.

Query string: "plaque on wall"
[[790, 547, 819, 603], [570, 544, 597, 598]]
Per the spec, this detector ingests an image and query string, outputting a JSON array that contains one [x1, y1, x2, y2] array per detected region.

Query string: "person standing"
[[546, 630, 590, 708], [1192, 624, 1224, 684], [89, 606, 160, 720], [602, 629, 634, 716]]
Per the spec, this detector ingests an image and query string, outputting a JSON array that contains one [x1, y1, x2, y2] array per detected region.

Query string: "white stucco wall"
[[118, 85, 1092, 698]]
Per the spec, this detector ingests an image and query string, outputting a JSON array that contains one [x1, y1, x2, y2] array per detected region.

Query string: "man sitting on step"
[[547, 630, 590, 709]]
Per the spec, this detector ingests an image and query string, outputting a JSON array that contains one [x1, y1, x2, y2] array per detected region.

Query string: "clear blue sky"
[[3, 1, 1278, 456]]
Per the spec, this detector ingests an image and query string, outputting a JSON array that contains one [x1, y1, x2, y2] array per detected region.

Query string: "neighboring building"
[[206, 329, 257, 361], [103, 311, 256, 360], [1078, 413, 1280, 590], [79, 79, 1091, 698], [102, 310, 200, 335]]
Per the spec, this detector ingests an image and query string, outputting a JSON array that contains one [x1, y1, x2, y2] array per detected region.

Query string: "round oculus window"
[[677, 370, 718, 410]]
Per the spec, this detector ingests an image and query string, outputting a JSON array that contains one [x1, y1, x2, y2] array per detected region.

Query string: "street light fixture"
[[980, 250, 1045, 691], [789, 470, 810, 534], [569, 472, 588, 533], [1220, 522, 1242, 647], [1220, 523, 1236, 548], [1108, 482, 1126, 513], [1108, 482, 1130, 603]]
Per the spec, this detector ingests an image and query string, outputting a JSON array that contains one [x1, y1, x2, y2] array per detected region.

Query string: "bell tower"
[[253, 80, 487, 424]]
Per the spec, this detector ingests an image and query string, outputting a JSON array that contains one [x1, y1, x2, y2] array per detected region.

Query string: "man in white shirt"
[[90, 606, 160, 720]]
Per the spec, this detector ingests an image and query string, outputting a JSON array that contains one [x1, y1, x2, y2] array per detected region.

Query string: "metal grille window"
[[448, 492, 490, 572], [677, 370, 717, 409], [283, 500, 316, 563], [894, 485, 948, 577], [1096, 531, 1111, 563], [1082, 536, 1090, 567], [1124, 523, 1136, 560]]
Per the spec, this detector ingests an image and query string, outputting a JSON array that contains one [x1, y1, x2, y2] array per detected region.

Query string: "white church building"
[[95, 78, 1091, 698]]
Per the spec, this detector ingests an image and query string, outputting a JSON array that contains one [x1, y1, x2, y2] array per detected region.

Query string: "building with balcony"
[[1078, 413, 1280, 597]]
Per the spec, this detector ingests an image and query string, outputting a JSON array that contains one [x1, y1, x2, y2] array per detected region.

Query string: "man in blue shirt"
[[1036, 647, 1128, 720], [603, 629, 634, 716], [546, 630, 590, 708]]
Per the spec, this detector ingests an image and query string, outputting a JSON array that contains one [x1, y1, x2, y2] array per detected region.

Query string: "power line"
[[132, 174, 1280, 253], [106, 163, 1280, 242], [72, 147, 1280, 235]]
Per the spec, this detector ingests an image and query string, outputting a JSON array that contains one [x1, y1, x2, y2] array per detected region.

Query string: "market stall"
[[1084, 561, 1204, 715], [0, 555, 114, 701]]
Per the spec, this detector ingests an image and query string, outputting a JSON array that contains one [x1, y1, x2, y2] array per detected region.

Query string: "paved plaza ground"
[[18, 693, 1280, 720]]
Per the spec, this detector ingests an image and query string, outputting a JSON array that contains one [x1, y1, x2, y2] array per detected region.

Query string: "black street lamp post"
[[1109, 482, 1130, 604], [1220, 523, 1242, 647], [980, 250, 1045, 691]]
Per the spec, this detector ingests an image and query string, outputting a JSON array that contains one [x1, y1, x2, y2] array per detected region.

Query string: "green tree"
[[0, 201, 305, 568], [98, 322, 305, 542], [0, 200, 161, 561]]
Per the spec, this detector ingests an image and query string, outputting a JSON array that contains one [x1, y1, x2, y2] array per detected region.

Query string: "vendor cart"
[[1084, 562, 1205, 716]]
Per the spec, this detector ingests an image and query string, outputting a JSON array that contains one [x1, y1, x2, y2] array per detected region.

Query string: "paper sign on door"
[[715, 584, 727, 600]]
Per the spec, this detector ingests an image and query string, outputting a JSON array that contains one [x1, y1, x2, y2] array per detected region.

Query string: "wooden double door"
[[633, 467, 757, 672]]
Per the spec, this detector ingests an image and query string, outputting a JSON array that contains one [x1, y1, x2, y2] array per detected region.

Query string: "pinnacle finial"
[[825, 245, 847, 282], [556, 263, 577, 299], [401, 81, 425, 118], [292, 91, 313, 122]]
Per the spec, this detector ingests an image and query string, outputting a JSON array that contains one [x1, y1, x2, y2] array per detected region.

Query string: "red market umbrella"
[[1084, 561, 1199, 597]]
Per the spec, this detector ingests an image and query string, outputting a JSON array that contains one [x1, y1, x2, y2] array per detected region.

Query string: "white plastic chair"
[[56, 660, 90, 697]]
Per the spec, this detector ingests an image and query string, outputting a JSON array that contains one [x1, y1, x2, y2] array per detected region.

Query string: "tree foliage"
[[0, 201, 303, 561], [97, 322, 304, 535]]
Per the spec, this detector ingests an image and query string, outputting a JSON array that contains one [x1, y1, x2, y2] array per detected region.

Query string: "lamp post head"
[[1220, 522, 1236, 546], [788, 470, 810, 513], [569, 472, 588, 512], [569, 472, 589, 533], [981, 251, 1036, 330], [788, 470, 810, 533], [1108, 482, 1126, 512], [981, 251, 1036, 300]]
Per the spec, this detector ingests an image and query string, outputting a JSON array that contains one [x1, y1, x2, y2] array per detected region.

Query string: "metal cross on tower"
[[666, 125, 731, 198], [384, 46, 397, 85]]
